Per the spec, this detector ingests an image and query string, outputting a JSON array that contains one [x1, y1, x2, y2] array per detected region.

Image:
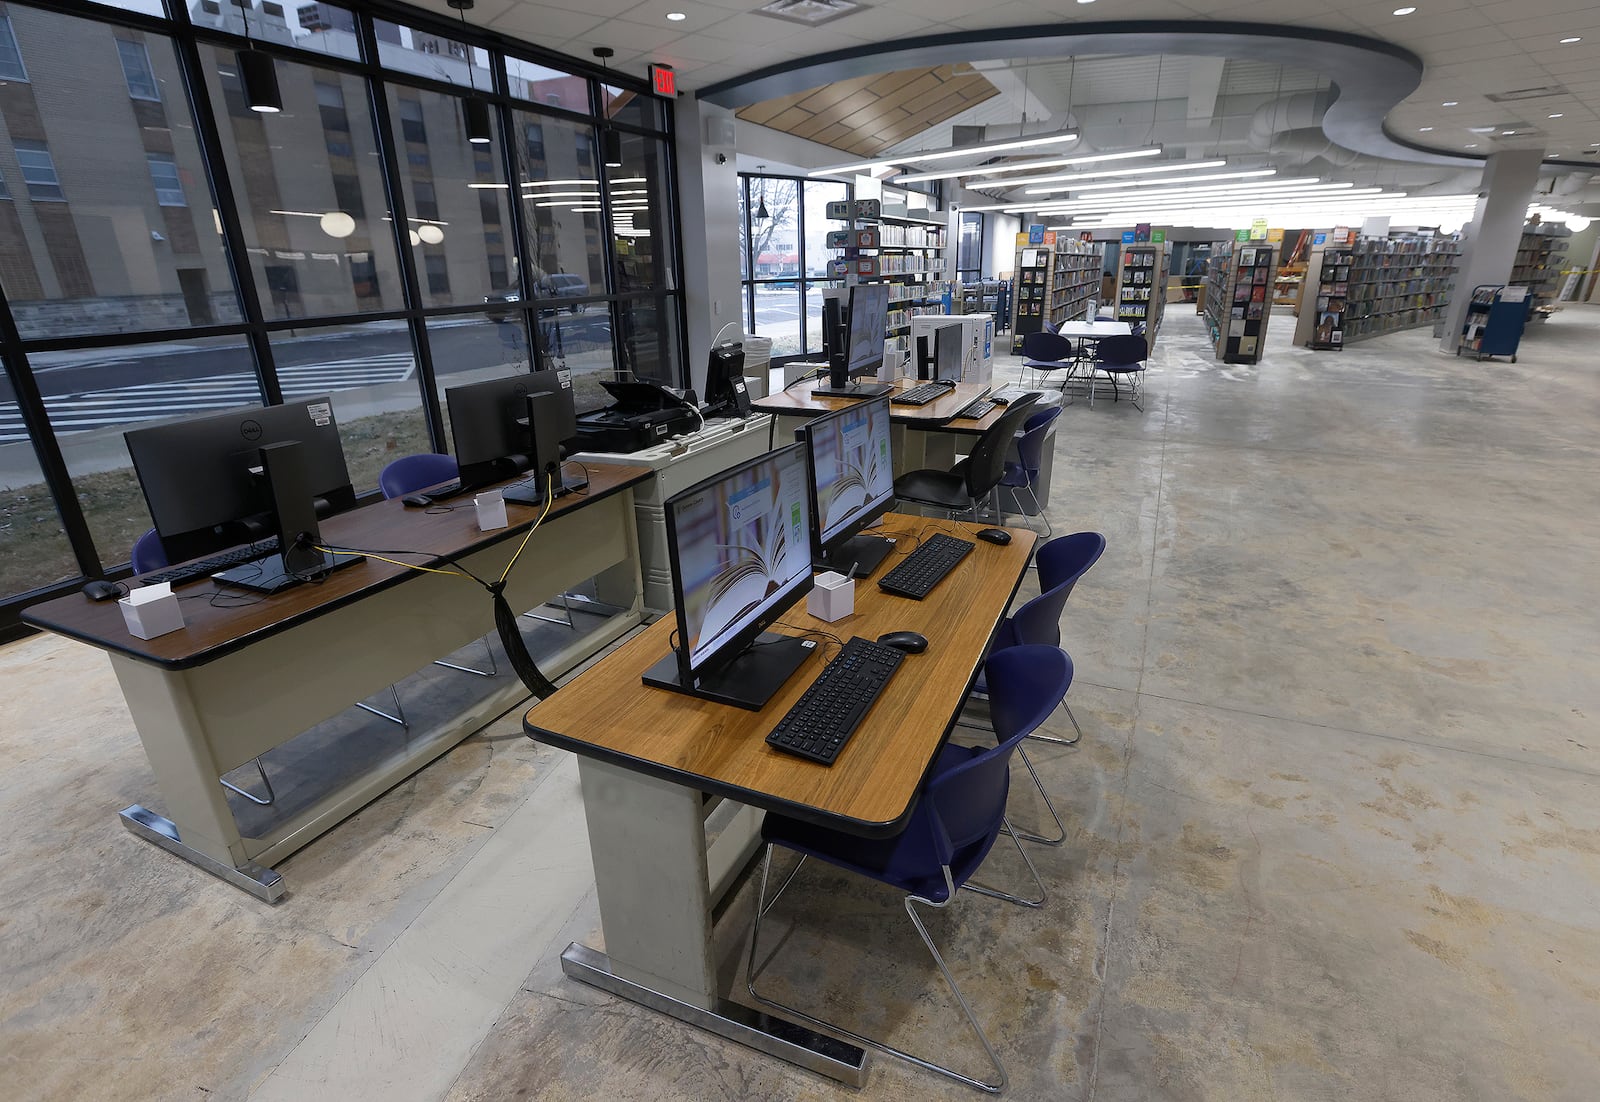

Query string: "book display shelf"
[[1201, 241, 1234, 345], [826, 194, 951, 361], [1296, 235, 1459, 350], [1007, 234, 1101, 352], [1217, 243, 1278, 364], [1114, 242, 1170, 344]]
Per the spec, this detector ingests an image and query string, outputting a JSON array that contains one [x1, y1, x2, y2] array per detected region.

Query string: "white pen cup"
[[474, 489, 508, 531]]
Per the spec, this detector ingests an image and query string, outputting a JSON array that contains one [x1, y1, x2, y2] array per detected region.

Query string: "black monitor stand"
[[811, 379, 893, 399], [642, 633, 817, 711], [816, 532, 895, 578], [215, 440, 363, 593], [503, 464, 588, 505]]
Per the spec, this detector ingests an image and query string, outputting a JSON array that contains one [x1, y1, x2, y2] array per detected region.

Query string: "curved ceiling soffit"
[[699, 20, 1487, 171]]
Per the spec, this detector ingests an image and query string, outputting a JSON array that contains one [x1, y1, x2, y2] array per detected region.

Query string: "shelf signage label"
[[1122, 230, 1136, 243], [1151, 229, 1165, 243], [1250, 218, 1269, 240], [1313, 232, 1327, 245], [1041, 230, 1057, 245], [1235, 229, 1251, 242], [1267, 227, 1284, 244], [1028, 224, 1045, 244]]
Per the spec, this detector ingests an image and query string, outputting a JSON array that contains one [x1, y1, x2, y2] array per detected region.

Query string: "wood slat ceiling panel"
[[737, 64, 998, 160]]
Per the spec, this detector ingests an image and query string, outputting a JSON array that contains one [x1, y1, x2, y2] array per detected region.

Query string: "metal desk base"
[[121, 804, 285, 903], [560, 943, 868, 1086]]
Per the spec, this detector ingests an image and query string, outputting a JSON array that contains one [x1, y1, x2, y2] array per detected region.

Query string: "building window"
[[525, 122, 545, 161], [0, 16, 28, 82], [262, 1, 284, 16], [315, 80, 349, 131], [14, 141, 65, 202], [147, 154, 186, 206], [200, 0, 221, 14], [331, 172, 365, 219], [116, 39, 160, 101], [0, 169, 10, 200], [398, 98, 426, 144], [424, 252, 449, 295], [412, 179, 438, 221]]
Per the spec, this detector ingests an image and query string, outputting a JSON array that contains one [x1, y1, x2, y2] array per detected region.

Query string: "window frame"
[[116, 37, 160, 101]]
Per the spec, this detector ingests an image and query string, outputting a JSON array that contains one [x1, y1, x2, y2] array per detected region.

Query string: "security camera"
[[716, 153, 728, 165]]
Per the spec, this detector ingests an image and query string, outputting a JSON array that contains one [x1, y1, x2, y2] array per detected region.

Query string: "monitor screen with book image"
[[802, 395, 895, 578], [642, 444, 817, 710], [124, 397, 362, 591], [813, 282, 893, 399], [444, 370, 584, 506]]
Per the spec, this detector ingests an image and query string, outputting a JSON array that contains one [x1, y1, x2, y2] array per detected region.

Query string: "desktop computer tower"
[[910, 314, 994, 388]]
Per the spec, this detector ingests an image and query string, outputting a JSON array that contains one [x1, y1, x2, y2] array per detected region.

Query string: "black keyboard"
[[878, 533, 974, 599], [765, 636, 905, 765], [989, 387, 1030, 405], [139, 536, 282, 587], [890, 381, 955, 406], [425, 481, 465, 499], [955, 398, 997, 419]]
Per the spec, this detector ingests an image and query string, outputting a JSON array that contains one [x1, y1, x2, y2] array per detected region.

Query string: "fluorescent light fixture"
[[524, 191, 606, 199], [1443, 101, 1458, 106], [808, 130, 1080, 177], [893, 147, 1160, 185], [1017, 160, 1230, 194], [666, 11, 686, 19], [1393, 7, 1416, 15], [1420, 127, 1434, 132], [1068, 168, 1277, 192], [1560, 36, 1581, 43], [467, 182, 510, 189], [523, 179, 599, 188], [1550, 113, 1565, 118]]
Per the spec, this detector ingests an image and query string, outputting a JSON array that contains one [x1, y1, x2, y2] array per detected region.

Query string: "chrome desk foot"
[[120, 805, 285, 903], [559, 942, 867, 1087]]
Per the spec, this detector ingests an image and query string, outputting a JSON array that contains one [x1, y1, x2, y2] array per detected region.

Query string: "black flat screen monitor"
[[802, 395, 896, 578], [933, 323, 966, 382], [703, 341, 750, 418], [444, 374, 537, 495], [813, 282, 893, 399], [642, 443, 816, 710], [124, 396, 356, 565]]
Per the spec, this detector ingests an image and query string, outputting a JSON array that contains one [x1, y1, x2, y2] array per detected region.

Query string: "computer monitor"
[[124, 396, 356, 566], [444, 375, 537, 495], [509, 368, 587, 504], [933, 323, 966, 382], [812, 283, 893, 400], [703, 341, 751, 418], [642, 443, 817, 710], [802, 394, 895, 578]]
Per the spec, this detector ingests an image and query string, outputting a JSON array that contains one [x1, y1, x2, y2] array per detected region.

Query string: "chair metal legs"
[[1027, 699, 1085, 746], [221, 757, 276, 806], [434, 636, 498, 678], [1004, 747, 1066, 847], [355, 683, 408, 728], [747, 846, 1035, 1094]]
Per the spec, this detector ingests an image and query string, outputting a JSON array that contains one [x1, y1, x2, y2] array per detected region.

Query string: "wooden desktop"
[[523, 513, 1037, 1084]]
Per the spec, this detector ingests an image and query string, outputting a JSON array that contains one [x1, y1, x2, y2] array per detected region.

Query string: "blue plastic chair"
[[968, 532, 1106, 845], [998, 406, 1062, 536], [1092, 334, 1148, 410], [746, 645, 1070, 1094], [1019, 330, 1076, 392]]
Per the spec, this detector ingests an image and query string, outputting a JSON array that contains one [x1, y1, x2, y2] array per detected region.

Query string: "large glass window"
[[0, 358, 77, 593], [957, 212, 984, 282], [609, 133, 674, 294], [740, 173, 804, 357], [512, 109, 607, 310]]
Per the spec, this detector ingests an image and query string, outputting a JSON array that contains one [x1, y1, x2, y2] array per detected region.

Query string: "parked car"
[[484, 273, 591, 321]]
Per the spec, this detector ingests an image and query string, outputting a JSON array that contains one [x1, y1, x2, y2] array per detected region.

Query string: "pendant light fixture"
[[448, 0, 492, 144], [754, 166, 770, 222], [236, 0, 281, 114], [593, 48, 625, 168]]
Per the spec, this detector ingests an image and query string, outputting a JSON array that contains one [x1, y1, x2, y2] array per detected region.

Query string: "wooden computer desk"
[[523, 514, 1037, 1084], [23, 464, 651, 902], [753, 377, 1005, 475]]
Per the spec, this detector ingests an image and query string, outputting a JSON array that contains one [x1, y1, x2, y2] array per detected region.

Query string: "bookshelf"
[[1114, 242, 1170, 345], [1006, 234, 1099, 353], [826, 197, 952, 362], [1218, 243, 1277, 364], [1201, 241, 1234, 346], [1510, 223, 1569, 312], [1295, 234, 1459, 349]]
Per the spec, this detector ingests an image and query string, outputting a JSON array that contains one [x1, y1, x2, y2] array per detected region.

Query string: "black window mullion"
[[356, 11, 447, 452], [169, 28, 281, 404]]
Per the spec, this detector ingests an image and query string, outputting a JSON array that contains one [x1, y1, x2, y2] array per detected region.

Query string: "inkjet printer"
[[573, 379, 702, 453]]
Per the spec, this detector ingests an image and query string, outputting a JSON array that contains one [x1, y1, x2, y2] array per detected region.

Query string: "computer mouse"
[[877, 631, 928, 655], [81, 579, 123, 602], [401, 494, 433, 508], [977, 528, 1012, 546]]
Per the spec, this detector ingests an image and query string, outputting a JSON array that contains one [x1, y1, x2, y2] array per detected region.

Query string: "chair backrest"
[[131, 528, 168, 574], [923, 646, 1072, 859], [1095, 335, 1148, 366], [379, 453, 459, 499], [1007, 531, 1107, 649], [1041, 318, 1058, 335], [1013, 406, 1062, 478], [960, 393, 1041, 500], [1020, 331, 1073, 363]]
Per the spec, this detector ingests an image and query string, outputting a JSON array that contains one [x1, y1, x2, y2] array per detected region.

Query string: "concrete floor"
[[3, 303, 1598, 1100]]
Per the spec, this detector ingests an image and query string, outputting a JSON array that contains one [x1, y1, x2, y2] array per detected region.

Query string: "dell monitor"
[[125, 396, 358, 570], [443, 369, 585, 505], [813, 282, 893, 399], [802, 395, 895, 578], [642, 443, 816, 710], [933, 323, 966, 382]]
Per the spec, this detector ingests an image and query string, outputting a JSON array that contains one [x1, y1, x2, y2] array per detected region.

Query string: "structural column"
[[673, 97, 743, 395], [1439, 150, 1544, 353]]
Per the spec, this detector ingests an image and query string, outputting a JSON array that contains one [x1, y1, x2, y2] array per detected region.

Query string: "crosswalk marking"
[[0, 355, 416, 443]]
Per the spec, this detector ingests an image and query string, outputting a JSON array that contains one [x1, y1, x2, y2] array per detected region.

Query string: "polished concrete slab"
[[3, 303, 1598, 1101]]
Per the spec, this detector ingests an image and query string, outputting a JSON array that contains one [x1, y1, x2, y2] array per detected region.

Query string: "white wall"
[[987, 214, 1020, 276], [673, 98, 743, 395]]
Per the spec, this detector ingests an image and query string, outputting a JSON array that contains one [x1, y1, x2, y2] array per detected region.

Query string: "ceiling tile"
[[486, 6, 608, 40], [533, 0, 649, 20]]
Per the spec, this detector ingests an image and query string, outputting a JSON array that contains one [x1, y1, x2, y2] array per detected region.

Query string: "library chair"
[[997, 406, 1062, 536], [745, 645, 1070, 1094], [1019, 331, 1076, 391], [963, 531, 1106, 845], [1090, 335, 1149, 411], [380, 454, 503, 678], [892, 394, 1040, 522]]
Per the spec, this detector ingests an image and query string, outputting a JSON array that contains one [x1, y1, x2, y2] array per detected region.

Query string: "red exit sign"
[[649, 63, 676, 98]]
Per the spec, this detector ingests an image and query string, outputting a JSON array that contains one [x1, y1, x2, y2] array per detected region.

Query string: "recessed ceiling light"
[[1549, 113, 1564, 118], [666, 10, 686, 19], [1077, 0, 1097, 4], [1560, 37, 1581, 43], [1420, 127, 1434, 132], [1466, 143, 1479, 148], [1504, 130, 1517, 134], [1393, 6, 1416, 14], [1442, 101, 1458, 107]]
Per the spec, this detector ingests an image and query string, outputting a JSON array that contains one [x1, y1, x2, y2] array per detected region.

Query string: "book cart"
[[1457, 285, 1527, 362]]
